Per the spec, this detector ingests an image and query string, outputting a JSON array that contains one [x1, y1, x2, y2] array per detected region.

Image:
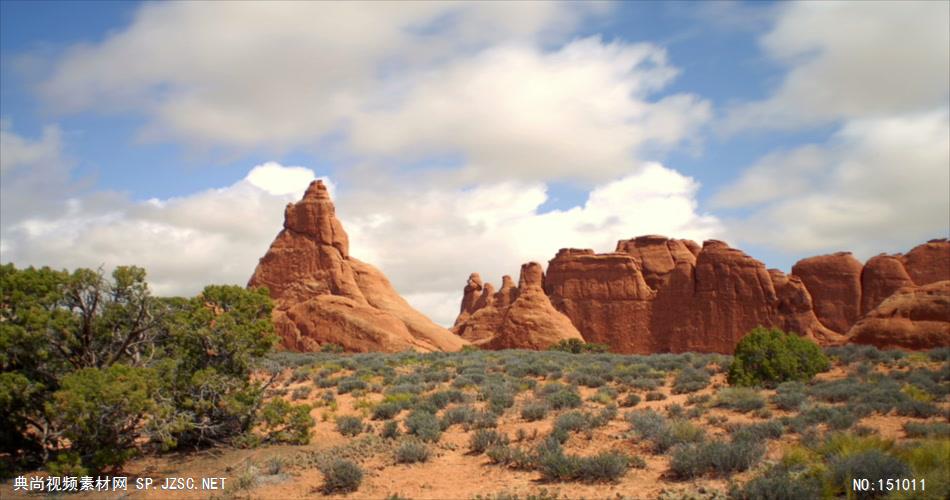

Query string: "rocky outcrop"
[[453, 262, 583, 350], [860, 255, 915, 315], [544, 249, 655, 353], [791, 253, 864, 334], [249, 180, 467, 353], [454, 236, 945, 353], [848, 281, 950, 350], [900, 239, 950, 286]]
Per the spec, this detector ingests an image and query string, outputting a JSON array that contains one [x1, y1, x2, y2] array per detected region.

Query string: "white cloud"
[[350, 37, 710, 183], [1, 125, 718, 325], [36, 3, 710, 185], [38, 2, 607, 151], [341, 162, 720, 325], [726, 1, 949, 130], [717, 111, 950, 256], [1, 141, 322, 295]]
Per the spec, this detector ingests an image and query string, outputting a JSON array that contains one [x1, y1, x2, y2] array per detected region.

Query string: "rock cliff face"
[[453, 262, 583, 350], [848, 281, 950, 350], [453, 236, 948, 353], [249, 180, 467, 353]]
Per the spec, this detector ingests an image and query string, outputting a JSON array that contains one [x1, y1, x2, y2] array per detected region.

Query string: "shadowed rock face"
[[249, 180, 467, 353], [453, 262, 583, 350], [453, 236, 947, 353]]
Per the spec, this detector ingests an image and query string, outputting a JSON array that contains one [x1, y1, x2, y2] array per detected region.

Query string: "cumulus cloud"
[[726, 1, 949, 130], [341, 162, 720, 325], [717, 111, 950, 256], [716, 3, 950, 259], [1, 126, 718, 324], [38, 2, 607, 151], [350, 37, 710, 183], [36, 3, 710, 185], [1, 138, 324, 295]]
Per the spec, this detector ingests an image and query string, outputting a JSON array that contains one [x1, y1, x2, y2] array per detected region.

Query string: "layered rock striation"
[[249, 180, 467, 353], [452, 236, 949, 353]]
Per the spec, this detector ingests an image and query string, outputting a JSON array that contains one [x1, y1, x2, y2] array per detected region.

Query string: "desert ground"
[[3, 345, 948, 500]]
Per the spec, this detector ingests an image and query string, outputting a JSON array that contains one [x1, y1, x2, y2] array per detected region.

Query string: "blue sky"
[[1, 1, 947, 325]]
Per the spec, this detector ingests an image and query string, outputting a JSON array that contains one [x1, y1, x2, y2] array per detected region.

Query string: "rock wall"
[[453, 236, 949, 353]]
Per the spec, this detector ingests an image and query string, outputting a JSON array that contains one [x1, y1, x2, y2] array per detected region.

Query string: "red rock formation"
[[453, 262, 583, 349], [848, 281, 950, 350], [454, 273, 484, 327], [861, 255, 915, 315], [545, 249, 655, 352], [454, 235, 947, 353], [900, 239, 950, 286], [249, 180, 467, 353], [770, 269, 844, 345], [791, 253, 864, 334]]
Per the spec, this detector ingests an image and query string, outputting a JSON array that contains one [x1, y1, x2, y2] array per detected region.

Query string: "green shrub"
[[259, 399, 315, 444], [440, 404, 476, 429], [337, 377, 368, 394], [669, 439, 764, 478], [381, 420, 400, 439], [548, 339, 610, 353], [320, 343, 344, 353], [470, 429, 509, 454], [672, 367, 710, 394], [372, 402, 402, 420], [828, 450, 911, 499], [714, 387, 766, 413], [620, 393, 641, 408], [903, 421, 950, 438], [335, 415, 364, 437], [395, 439, 430, 464], [404, 410, 441, 442], [730, 467, 822, 500], [728, 327, 830, 387], [320, 459, 363, 493], [520, 400, 550, 422], [48, 365, 157, 473], [646, 391, 666, 401]]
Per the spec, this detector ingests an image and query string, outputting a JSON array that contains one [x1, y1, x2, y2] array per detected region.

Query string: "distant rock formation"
[[453, 236, 949, 353], [249, 180, 467, 353], [453, 262, 584, 350], [848, 280, 950, 350]]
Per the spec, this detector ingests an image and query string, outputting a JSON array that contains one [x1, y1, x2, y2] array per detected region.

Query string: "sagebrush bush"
[[335, 415, 364, 437], [672, 366, 711, 394], [903, 421, 950, 438], [381, 420, 400, 439], [730, 466, 822, 500], [320, 459, 363, 493], [372, 402, 402, 421], [728, 327, 830, 387], [520, 400, 550, 422], [469, 429, 508, 454], [670, 438, 765, 478], [395, 439, 430, 464], [620, 393, 642, 408], [714, 387, 766, 413], [404, 410, 441, 442], [829, 450, 911, 499]]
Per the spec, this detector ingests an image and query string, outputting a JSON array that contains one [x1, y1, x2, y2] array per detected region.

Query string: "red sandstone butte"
[[249, 180, 467, 353]]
